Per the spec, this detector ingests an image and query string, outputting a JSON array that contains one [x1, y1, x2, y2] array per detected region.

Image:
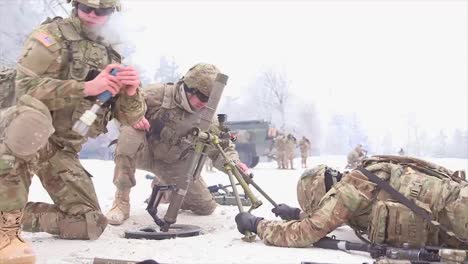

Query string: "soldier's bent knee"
[[58, 210, 108, 240], [190, 200, 217, 216]]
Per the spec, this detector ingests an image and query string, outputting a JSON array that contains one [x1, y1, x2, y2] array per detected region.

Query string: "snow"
[[25, 156, 468, 264]]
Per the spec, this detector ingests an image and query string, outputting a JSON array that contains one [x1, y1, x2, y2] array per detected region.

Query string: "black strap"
[[324, 168, 342, 192], [324, 171, 334, 192], [357, 167, 468, 247]]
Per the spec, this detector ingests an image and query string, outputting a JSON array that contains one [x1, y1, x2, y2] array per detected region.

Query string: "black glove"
[[235, 212, 263, 234], [271, 204, 301, 221]]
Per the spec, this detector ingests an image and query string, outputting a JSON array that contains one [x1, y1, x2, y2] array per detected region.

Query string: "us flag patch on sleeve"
[[34, 32, 57, 47]]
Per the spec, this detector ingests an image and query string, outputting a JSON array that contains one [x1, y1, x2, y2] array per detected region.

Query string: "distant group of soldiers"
[[272, 133, 312, 170]]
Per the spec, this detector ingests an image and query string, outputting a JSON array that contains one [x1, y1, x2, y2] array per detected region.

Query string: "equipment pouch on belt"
[[368, 200, 431, 247]]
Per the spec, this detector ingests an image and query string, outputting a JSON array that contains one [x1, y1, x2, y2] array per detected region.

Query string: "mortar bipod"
[[146, 184, 177, 228]]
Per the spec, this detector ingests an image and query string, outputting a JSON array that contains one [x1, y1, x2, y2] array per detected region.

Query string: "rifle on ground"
[[207, 183, 240, 193], [92, 258, 159, 264], [311, 236, 468, 264]]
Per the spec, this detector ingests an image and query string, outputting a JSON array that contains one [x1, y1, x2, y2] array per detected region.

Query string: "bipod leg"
[[214, 143, 262, 209], [225, 167, 256, 242], [248, 177, 278, 208], [146, 184, 176, 228]]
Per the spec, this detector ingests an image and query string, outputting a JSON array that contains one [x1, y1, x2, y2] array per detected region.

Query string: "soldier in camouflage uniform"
[[298, 136, 311, 168], [106, 64, 248, 225], [346, 144, 366, 169], [0, 0, 146, 262], [285, 134, 297, 170], [398, 148, 405, 156], [236, 155, 468, 251], [274, 133, 287, 169]]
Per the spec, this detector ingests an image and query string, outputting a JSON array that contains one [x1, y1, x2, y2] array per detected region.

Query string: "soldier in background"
[[106, 64, 249, 225], [298, 136, 311, 168], [274, 133, 287, 169], [285, 134, 297, 169], [0, 0, 146, 262], [235, 156, 468, 250], [205, 159, 215, 172], [398, 148, 405, 156], [346, 144, 366, 169]]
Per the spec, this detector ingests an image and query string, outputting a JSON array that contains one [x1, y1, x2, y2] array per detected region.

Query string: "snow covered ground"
[[25, 155, 468, 264]]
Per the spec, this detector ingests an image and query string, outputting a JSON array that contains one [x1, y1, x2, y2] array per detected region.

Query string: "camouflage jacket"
[[257, 155, 468, 248], [15, 16, 145, 153], [274, 136, 287, 152], [298, 139, 310, 153], [285, 138, 296, 154], [143, 82, 239, 168]]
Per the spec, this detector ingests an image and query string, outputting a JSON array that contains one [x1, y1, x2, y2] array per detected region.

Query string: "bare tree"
[[154, 56, 181, 84], [259, 69, 290, 129], [0, 0, 69, 67]]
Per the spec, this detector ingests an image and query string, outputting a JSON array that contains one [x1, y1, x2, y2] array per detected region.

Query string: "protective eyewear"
[[77, 3, 115, 16], [184, 83, 209, 103]]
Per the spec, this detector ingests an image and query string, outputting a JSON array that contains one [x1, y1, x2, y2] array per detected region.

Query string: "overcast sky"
[[112, 0, 467, 142]]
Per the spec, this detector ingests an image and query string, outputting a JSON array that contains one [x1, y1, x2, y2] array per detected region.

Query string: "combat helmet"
[[68, 0, 121, 11], [296, 165, 342, 213], [182, 63, 220, 97]]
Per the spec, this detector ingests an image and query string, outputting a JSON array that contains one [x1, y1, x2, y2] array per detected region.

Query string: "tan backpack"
[[362, 155, 467, 248]]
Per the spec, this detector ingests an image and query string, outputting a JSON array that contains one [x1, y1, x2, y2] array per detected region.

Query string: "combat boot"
[[0, 209, 35, 264], [106, 189, 130, 225]]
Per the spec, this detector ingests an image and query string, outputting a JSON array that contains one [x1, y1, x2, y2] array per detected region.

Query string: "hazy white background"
[[118, 0, 468, 151], [1, 0, 467, 156]]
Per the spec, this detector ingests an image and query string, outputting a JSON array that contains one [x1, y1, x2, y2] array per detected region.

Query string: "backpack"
[[0, 68, 16, 109]]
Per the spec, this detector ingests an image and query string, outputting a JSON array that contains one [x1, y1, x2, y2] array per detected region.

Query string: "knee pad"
[[4, 95, 54, 158], [58, 210, 107, 240]]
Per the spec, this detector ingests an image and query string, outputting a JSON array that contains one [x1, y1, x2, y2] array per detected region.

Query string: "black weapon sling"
[[356, 167, 468, 247]]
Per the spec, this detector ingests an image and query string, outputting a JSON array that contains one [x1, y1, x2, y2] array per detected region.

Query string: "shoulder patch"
[[34, 31, 57, 48]]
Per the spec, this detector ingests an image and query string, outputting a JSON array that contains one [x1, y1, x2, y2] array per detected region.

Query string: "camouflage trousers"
[[300, 151, 308, 167], [0, 99, 106, 240], [113, 126, 217, 215], [276, 150, 286, 169]]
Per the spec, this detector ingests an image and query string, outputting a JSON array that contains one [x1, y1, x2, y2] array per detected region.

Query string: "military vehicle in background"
[[225, 120, 277, 168]]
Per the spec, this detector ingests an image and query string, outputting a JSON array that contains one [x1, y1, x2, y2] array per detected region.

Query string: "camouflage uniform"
[[346, 144, 366, 169], [285, 134, 297, 169], [298, 137, 311, 168], [274, 134, 287, 169], [257, 155, 468, 249], [0, 69, 16, 109], [398, 148, 405, 156], [107, 66, 240, 224], [0, 11, 145, 243]]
